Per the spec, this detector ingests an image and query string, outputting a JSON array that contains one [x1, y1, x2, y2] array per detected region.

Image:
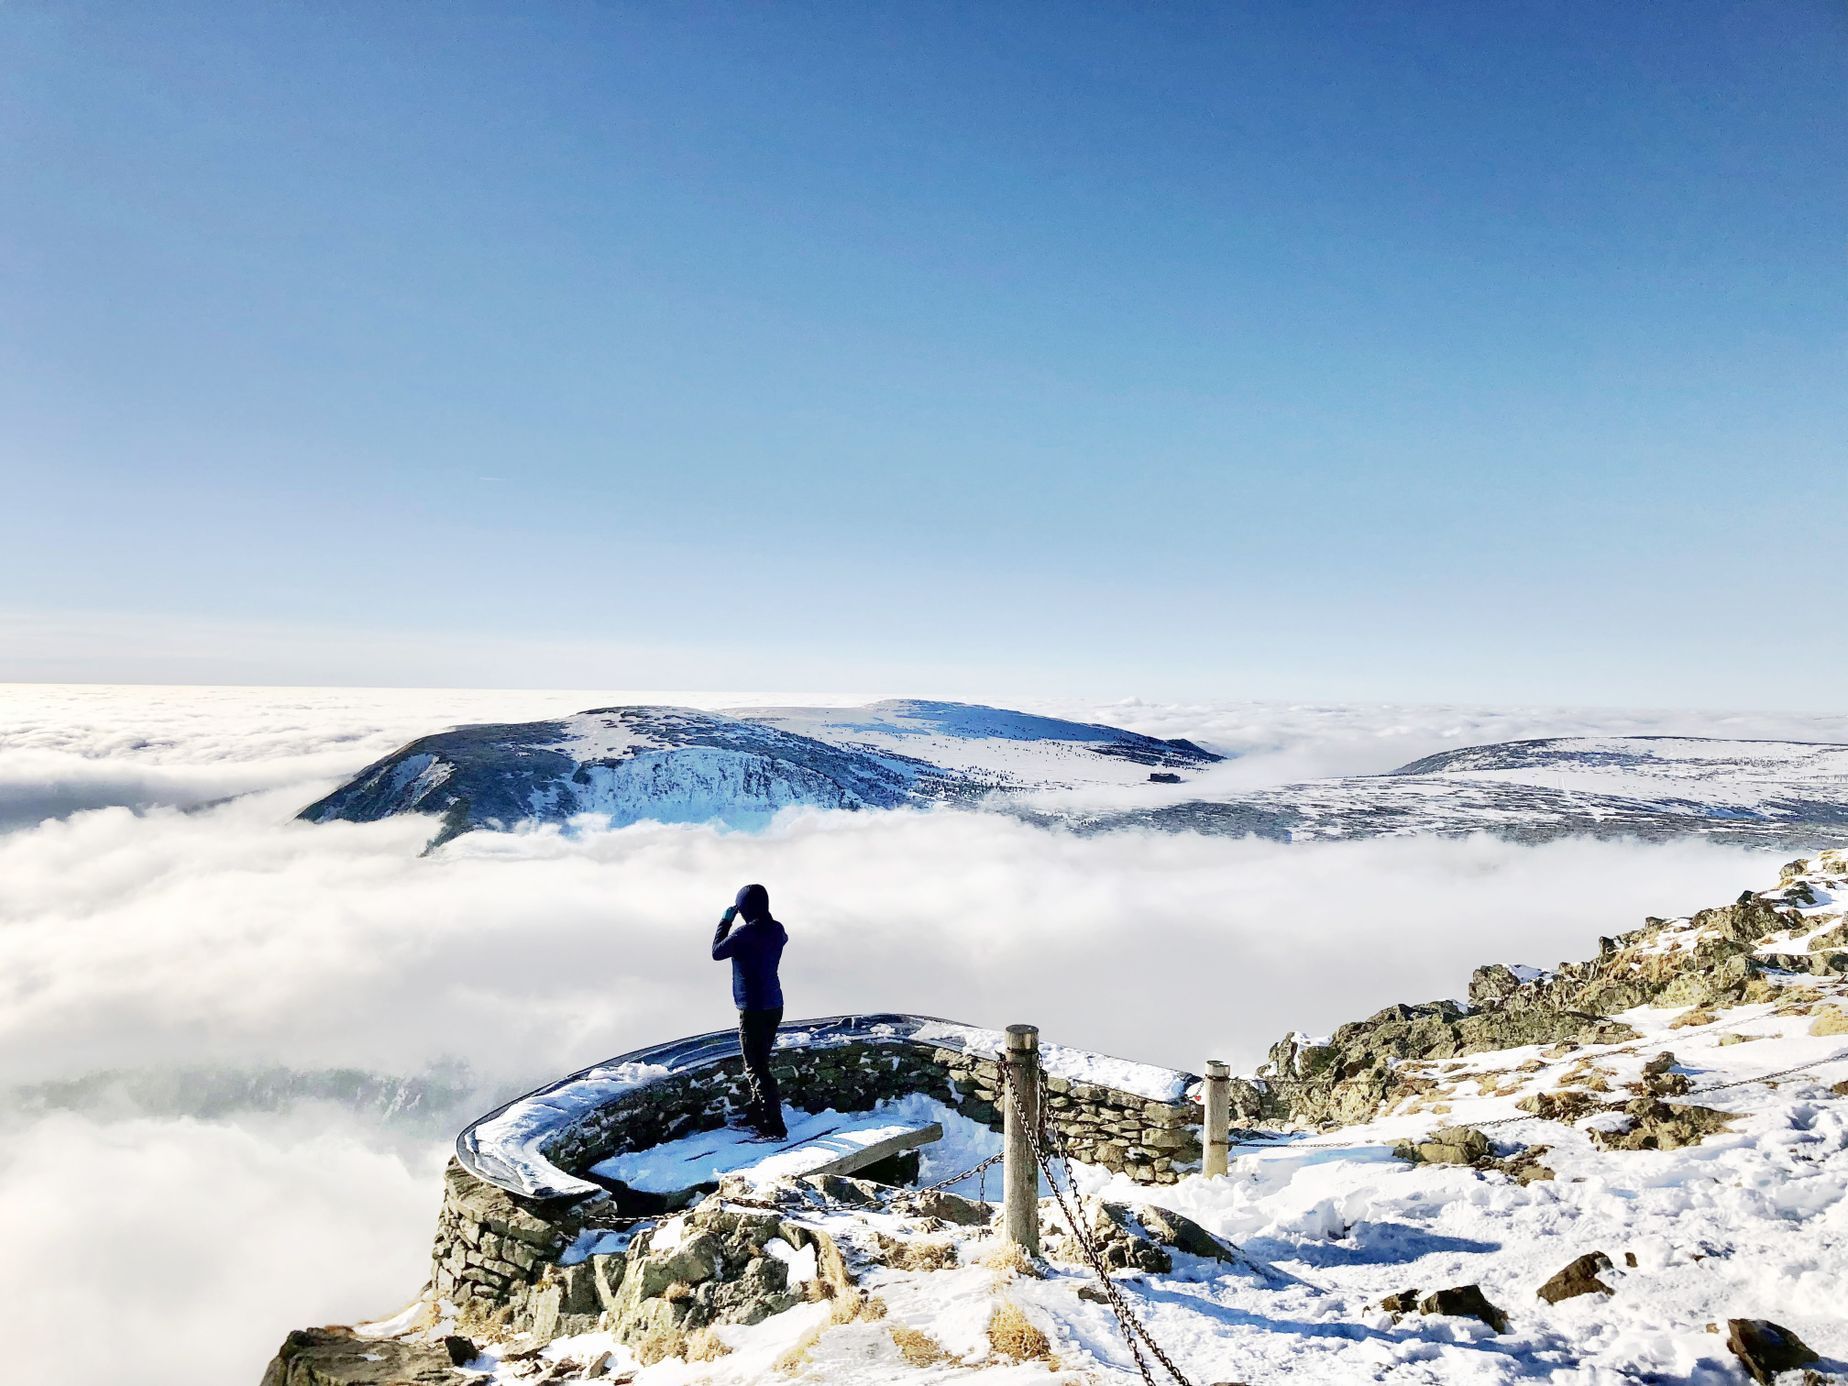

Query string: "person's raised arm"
[[712, 904, 742, 960]]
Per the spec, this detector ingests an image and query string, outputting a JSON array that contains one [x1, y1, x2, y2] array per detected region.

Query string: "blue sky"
[[3, 2, 1843, 703]]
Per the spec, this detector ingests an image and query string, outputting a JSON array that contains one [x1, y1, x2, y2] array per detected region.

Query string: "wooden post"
[[1203, 1059, 1231, 1177], [1002, 1023, 1040, 1255]]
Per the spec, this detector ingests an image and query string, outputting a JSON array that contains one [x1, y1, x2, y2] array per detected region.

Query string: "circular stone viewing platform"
[[434, 1015, 1207, 1340], [459, 1013, 1205, 1202]]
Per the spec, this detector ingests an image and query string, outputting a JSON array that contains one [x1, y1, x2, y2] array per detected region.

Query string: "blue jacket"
[[712, 883, 786, 1011]]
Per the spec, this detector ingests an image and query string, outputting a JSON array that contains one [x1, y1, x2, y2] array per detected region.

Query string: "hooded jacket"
[[712, 883, 786, 1011]]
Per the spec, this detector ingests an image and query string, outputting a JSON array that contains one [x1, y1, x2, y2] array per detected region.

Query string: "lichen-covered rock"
[[1468, 964, 1528, 1009], [1254, 879, 1826, 1129], [1517, 1089, 1604, 1122], [1260, 999, 1637, 1128], [1590, 1098, 1735, 1152], [259, 1328, 458, 1386], [895, 1186, 993, 1227], [595, 1198, 854, 1350], [1394, 1124, 1490, 1166], [1636, 1052, 1692, 1097], [1488, 1145, 1555, 1186], [802, 1174, 884, 1207]]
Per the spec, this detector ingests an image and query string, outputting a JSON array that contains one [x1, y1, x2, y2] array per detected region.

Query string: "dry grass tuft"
[[685, 1327, 733, 1362], [774, 1323, 827, 1374], [828, 1289, 888, 1325], [1670, 1008, 1719, 1030], [1560, 1063, 1612, 1092], [1811, 1006, 1848, 1037], [987, 1300, 1053, 1361], [632, 1321, 690, 1366], [876, 1233, 959, 1272], [889, 1323, 951, 1367], [978, 1240, 1042, 1278]]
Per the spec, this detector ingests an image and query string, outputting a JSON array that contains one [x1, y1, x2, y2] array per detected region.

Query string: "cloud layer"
[[0, 683, 1836, 1384]]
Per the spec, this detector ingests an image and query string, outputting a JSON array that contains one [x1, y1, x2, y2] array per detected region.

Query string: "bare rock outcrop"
[[1257, 855, 1848, 1130], [1590, 1098, 1735, 1153], [1379, 1284, 1509, 1333], [1725, 1317, 1820, 1384], [1535, 1252, 1614, 1304], [259, 1329, 459, 1386]]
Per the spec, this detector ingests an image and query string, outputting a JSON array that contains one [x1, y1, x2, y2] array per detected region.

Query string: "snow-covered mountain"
[[298, 700, 1221, 846], [1067, 735, 1848, 848], [302, 713, 1848, 851]]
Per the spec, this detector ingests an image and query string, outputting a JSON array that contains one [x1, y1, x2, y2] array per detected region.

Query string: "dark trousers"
[[738, 1006, 785, 1135]]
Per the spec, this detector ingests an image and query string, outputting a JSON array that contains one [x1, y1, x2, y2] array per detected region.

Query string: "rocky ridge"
[[1064, 735, 1848, 847], [1249, 848, 1848, 1133]]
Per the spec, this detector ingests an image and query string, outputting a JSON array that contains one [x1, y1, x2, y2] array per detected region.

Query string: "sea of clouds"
[[5, 684, 1848, 1384]]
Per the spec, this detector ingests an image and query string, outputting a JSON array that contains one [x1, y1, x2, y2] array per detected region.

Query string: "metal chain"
[[676, 1041, 1846, 1377], [917, 1149, 1003, 1195], [998, 1060, 1197, 1386], [1672, 1049, 1848, 1095]]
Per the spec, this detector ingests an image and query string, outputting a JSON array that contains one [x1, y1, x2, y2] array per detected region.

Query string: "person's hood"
[[735, 883, 772, 924]]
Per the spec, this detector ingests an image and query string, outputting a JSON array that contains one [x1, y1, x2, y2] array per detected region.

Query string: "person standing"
[[712, 883, 789, 1139]]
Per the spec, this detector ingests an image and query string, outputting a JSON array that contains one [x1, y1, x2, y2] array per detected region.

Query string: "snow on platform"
[[591, 1108, 943, 1193], [456, 1013, 1198, 1201]]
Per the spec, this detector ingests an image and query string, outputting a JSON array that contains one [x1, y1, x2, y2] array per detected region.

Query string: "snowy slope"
[[331, 855, 1848, 1384], [740, 699, 1220, 791], [1068, 735, 1848, 848], [298, 707, 924, 846], [299, 701, 1222, 845]]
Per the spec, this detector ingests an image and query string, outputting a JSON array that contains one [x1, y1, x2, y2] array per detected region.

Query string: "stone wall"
[[539, 1038, 1201, 1185], [434, 1032, 1201, 1330], [432, 1158, 579, 1330]]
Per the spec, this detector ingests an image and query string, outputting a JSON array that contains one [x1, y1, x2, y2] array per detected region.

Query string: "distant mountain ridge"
[[298, 699, 1222, 847], [301, 712, 1848, 851], [1063, 734, 1848, 847]]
